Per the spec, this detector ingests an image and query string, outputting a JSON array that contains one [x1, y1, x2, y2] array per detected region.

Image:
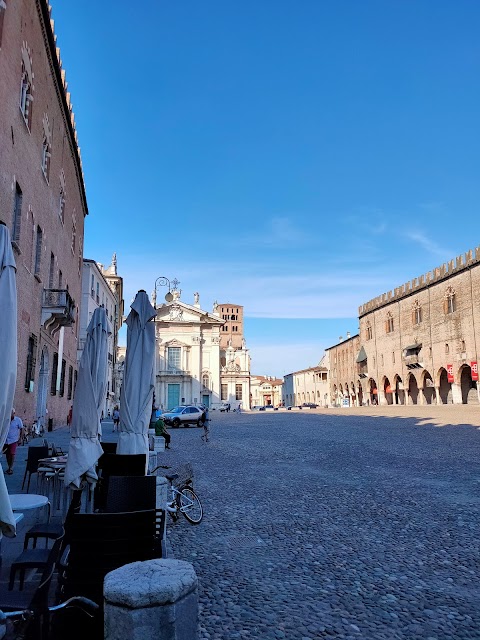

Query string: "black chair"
[[22, 446, 49, 492], [58, 509, 157, 606], [95, 454, 146, 510], [23, 489, 82, 550], [0, 534, 65, 640], [100, 442, 117, 455], [105, 476, 166, 557]]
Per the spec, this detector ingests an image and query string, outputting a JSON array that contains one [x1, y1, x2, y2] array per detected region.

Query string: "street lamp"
[[153, 276, 174, 308]]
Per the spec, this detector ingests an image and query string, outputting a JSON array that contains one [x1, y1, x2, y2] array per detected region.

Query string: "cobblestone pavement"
[[165, 409, 480, 640]]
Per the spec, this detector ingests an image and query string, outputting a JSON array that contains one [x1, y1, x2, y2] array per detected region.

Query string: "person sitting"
[[154, 415, 171, 449]]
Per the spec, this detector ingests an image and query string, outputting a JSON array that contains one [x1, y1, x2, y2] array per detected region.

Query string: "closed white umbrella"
[[117, 290, 156, 457], [0, 224, 18, 537], [64, 307, 110, 489]]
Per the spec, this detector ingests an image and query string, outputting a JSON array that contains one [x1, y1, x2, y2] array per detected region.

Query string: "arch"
[[383, 376, 393, 405], [422, 370, 435, 405], [357, 381, 364, 406], [368, 378, 378, 405], [459, 364, 478, 404], [407, 373, 419, 405], [437, 367, 452, 404], [394, 374, 405, 405], [35, 346, 49, 428]]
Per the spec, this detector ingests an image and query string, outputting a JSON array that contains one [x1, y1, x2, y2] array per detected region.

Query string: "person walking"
[[112, 406, 120, 432], [201, 407, 210, 443], [3, 409, 23, 475]]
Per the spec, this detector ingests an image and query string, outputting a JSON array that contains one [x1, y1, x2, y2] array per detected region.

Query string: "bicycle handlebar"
[[0, 596, 99, 623]]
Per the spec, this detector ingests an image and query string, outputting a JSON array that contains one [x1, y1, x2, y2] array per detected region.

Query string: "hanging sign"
[[447, 364, 454, 383], [471, 362, 478, 382]]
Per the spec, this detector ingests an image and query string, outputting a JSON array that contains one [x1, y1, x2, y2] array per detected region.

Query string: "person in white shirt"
[[3, 409, 23, 475]]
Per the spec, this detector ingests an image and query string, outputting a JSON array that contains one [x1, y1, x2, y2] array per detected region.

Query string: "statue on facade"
[[213, 300, 218, 313], [241, 337, 246, 349], [194, 292, 199, 305], [151, 289, 157, 306]]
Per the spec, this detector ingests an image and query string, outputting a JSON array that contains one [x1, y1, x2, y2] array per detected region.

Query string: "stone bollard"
[[104, 559, 198, 640]]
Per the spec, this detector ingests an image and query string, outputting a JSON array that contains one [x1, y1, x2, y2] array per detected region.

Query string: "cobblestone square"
[[166, 408, 480, 640]]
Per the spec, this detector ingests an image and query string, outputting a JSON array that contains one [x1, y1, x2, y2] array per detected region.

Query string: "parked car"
[[252, 405, 266, 411], [162, 405, 206, 428], [264, 405, 276, 410], [302, 403, 318, 408]]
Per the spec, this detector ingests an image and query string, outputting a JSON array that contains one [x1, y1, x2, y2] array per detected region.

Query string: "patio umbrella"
[[64, 307, 110, 489], [0, 224, 18, 537], [117, 290, 156, 457]]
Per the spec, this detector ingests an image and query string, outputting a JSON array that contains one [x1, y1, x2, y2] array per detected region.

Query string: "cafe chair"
[[58, 509, 157, 606], [23, 490, 81, 550], [22, 446, 49, 492], [100, 442, 117, 455], [9, 529, 65, 591]]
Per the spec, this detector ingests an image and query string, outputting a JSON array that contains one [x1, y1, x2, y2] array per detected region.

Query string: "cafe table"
[[9, 493, 51, 521]]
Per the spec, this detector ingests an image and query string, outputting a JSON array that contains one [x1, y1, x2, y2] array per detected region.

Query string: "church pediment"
[[156, 300, 224, 325], [163, 338, 189, 348]]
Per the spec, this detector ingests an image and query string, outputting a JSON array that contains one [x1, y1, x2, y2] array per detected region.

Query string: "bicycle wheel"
[[179, 487, 203, 524]]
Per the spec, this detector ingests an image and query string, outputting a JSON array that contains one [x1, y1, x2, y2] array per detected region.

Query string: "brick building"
[[217, 302, 244, 351], [0, 1, 87, 428], [327, 246, 480, 406], [325, 334, 363, 407]]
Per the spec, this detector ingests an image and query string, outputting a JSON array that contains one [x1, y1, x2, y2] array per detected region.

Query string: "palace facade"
[[0, 0, 87, 428], [327, 246, 480, 406]]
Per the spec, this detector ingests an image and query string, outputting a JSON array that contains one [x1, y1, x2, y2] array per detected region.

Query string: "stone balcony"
[[157, 369, 191, 377], [41, 288, 75, 335]]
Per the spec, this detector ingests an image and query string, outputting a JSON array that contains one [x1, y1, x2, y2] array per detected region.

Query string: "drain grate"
[[224, 535, 266, 548]]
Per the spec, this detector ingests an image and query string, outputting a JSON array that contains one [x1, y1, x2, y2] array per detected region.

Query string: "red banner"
[[471, 362, 478, 381], [447, 364, 454, 383]]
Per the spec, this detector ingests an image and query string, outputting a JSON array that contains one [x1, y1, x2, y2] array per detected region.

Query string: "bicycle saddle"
[[165, 473, 179, 482]]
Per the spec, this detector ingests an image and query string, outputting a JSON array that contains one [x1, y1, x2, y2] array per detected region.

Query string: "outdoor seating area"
[[0, 441, 169, 639]]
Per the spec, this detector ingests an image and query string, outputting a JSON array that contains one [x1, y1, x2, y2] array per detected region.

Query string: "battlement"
[[46, 3, 85, 184], [358, 245, 480, 317]]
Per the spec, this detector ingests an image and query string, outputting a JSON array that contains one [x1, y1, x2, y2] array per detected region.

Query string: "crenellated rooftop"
[[359, 245, 480, 317], [40, 1, 87, 214]]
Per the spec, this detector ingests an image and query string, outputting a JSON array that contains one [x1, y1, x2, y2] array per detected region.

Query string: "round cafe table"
[[9, 493, 51, 521]]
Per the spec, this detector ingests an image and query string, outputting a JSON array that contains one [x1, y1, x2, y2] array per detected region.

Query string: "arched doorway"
[[408, 374, 419, 405], [394, 375, 405, 405], [438, 368, 452, 404], [422, 371, 435, 405], [350, 381, 356, 406], [36, 346, 49, 429], [357, 382, 364, 406], [459, 365, 478, 404], [368, 378, 378, 405], [383, 377, 393, 405]]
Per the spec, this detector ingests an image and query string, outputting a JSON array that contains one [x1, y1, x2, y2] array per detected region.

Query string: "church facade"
[[152, 290, 251, 410]]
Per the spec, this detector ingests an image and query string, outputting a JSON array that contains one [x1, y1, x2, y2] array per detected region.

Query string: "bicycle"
[[0, 596, 99, 640], [152, 464, 203, 525], [201, 419, 210, 443]]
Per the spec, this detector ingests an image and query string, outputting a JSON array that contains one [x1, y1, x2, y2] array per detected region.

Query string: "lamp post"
[[152, 276, 175, 308]]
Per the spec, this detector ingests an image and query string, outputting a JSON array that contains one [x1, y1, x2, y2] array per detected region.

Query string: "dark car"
[[162, 405, 206, 428], [302, 403, 318, 408]]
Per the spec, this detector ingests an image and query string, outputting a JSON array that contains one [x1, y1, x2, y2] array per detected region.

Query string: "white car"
[[162, 406, 206, 428]]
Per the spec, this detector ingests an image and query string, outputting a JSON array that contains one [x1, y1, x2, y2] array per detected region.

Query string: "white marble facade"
[[153, 292, 250, 410]]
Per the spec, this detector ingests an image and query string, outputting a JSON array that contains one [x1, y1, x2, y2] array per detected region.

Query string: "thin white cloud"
[[405, 231, 452, 258]]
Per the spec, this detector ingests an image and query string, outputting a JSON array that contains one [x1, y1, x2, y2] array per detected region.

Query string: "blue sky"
[[52, 0, 480, 377]]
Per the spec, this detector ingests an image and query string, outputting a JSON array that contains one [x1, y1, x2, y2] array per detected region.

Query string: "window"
[[412, 300, 422, 325], [202, 374, 209, 389], [51, 352, 58, 395], [91, 275, 95, 297], [385, 312, 394, 334], [461, 340, 466, 352], [392, 352, 395, 364], [58, 270, 63, 289], [381, 354, 384, 366], [41, 115, 52, 182], [34, 225, 43, 277], [365, 322, 372, 341], [444, 287, 456, 314], [235, 384, 242, 400], [24, 333, 37, 391], [71, 215, 76, 254], [48, 252, 55, 288], [12, 183, 22, 247], [167, 347, 181, 369], [59, 170, 66, 223], [67, 365, 73, 400], [221, 384, 228, 401], [445, 343, 449, 355], [96, 282, 99, 303], [74, 369, 78, 392], [0, 1, 6, 49], [19, 48, 33, 129], [59, 359, 66, 397]]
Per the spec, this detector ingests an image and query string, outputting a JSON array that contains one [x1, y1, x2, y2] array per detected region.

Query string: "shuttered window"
[[50, 353, 58, 395], [24, 333, 37, 391]]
